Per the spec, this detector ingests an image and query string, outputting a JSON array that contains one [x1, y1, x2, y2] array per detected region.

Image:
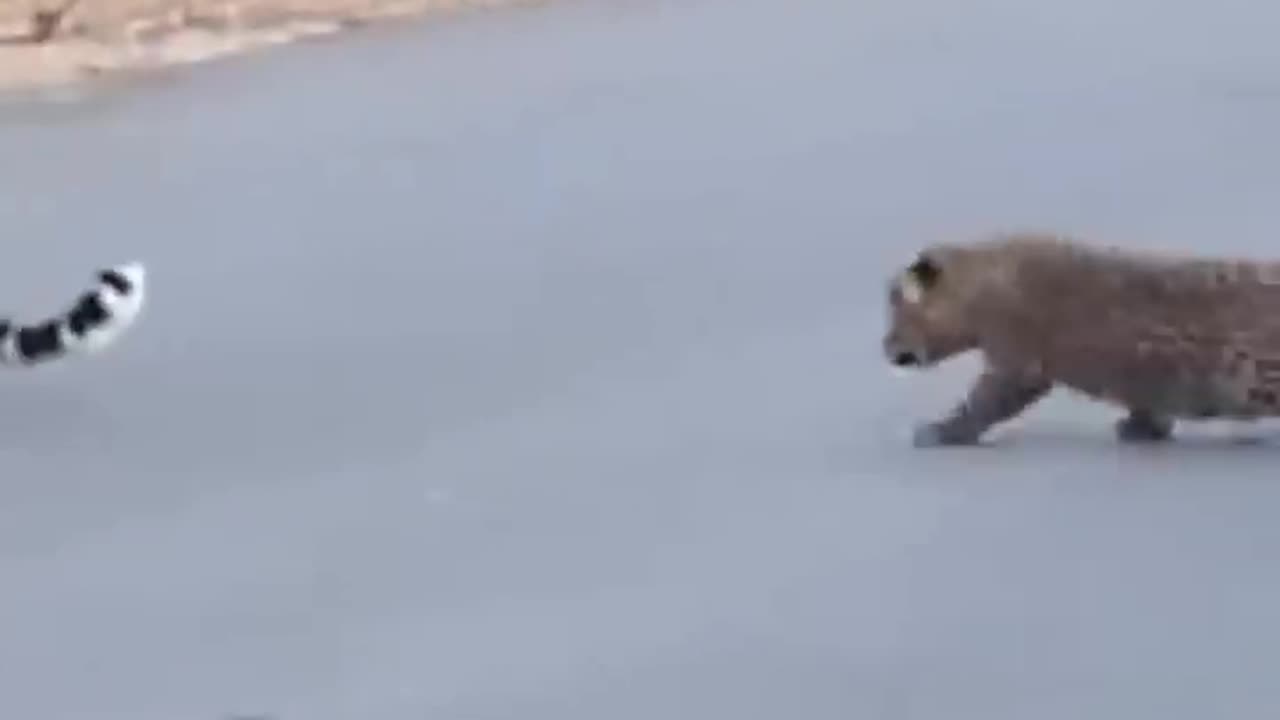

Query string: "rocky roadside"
[[0, 0, 537, 93]]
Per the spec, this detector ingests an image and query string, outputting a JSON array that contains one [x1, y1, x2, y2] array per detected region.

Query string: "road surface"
[[2, 0, 1280, 717]]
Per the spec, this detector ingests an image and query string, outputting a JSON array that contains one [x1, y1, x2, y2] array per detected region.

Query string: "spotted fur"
[[882, 233, 1280, 446]]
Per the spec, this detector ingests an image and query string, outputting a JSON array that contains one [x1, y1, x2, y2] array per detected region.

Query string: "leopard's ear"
[[896, 253, 940, 305], [907, 254, 941, 289]]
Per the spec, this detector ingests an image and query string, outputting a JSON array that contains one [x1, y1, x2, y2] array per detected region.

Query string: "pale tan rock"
[[0, 0, 539, 92]]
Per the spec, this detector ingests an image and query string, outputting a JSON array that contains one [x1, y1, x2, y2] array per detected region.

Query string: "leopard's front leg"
[[913, 366, 1052, 447]]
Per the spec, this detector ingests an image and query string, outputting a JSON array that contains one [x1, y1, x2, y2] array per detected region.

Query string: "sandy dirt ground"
[[0, 0, 529, 91]]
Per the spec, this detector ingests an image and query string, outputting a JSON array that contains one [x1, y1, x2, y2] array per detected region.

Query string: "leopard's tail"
[[0, 261, 147, 367]]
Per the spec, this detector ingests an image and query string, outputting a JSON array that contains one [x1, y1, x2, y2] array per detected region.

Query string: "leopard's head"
[[882, 248, 982, 369]]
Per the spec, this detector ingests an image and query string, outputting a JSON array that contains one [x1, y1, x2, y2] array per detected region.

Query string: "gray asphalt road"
[[2, 0, 1280, 717]]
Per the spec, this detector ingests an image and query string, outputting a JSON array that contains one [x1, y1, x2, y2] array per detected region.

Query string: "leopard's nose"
[[892, 350, 920, 367]]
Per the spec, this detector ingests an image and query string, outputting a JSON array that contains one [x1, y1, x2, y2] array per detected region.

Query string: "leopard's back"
[[989, 241, 1280, 418]]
